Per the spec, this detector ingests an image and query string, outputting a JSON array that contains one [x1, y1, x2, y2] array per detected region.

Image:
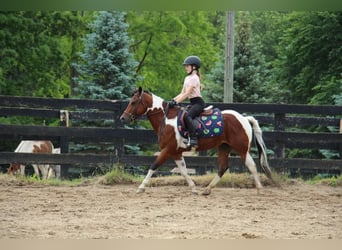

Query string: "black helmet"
[[183, 55, 201, 68]]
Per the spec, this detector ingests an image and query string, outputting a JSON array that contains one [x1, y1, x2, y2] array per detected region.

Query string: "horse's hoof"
[[191, 189, 199, 195], [136, 188, 145, 194], [201, 189, 211, 196]]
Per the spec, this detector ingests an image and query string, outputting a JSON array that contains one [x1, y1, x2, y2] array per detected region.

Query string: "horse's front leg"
[[32, 164, 40, 178], [174, 157, 198, 195], [136, 149, 169, 194], [20, 164, 26, 176]]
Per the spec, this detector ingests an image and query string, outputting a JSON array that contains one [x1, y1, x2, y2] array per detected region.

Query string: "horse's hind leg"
[[244, 152, 263, 192], [202, 144, 231, 196], [175, 157, 198, 195]]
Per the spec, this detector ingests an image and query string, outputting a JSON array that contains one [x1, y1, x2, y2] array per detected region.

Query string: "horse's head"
[[120, 87, 153, 124]]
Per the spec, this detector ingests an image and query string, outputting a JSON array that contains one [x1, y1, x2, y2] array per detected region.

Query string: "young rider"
[[169, 55, 205, 147]]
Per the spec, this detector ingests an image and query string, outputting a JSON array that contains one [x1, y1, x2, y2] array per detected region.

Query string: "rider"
[[169, 55, 205, 147]]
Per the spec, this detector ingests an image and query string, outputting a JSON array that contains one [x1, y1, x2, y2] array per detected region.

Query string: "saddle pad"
[[177, 108, 224, 138]]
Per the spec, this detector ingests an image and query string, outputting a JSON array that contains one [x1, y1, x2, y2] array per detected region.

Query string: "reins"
[[123, 91, 148, 122], [125, 90, 166, 122]]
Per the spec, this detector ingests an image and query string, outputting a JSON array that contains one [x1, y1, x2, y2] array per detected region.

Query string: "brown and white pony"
[[120, 87, 274, 195], [7, 140, 55, 179]]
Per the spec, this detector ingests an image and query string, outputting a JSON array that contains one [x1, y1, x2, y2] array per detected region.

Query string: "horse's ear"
[[138, 86, 143, 94]]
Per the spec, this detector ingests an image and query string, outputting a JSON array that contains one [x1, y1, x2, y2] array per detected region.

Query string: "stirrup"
[[186, 137, 198, 147]]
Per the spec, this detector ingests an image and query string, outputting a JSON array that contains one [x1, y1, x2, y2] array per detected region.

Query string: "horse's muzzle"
[[120, 114, 131, 124]]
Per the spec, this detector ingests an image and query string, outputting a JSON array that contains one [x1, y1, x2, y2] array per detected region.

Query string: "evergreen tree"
[[274, 11, 342, 104], [74, 11, 137, 100], [233, 12, 270, 103], [204, 11, 277, 103], [0, 11, 70, 97]]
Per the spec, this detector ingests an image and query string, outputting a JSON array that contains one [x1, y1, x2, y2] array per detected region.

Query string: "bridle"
[[123, 91, 149, 122], [123, 90, 167, 123]]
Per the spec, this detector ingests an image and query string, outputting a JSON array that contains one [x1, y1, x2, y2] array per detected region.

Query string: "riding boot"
[[185, 116, 198, 147]]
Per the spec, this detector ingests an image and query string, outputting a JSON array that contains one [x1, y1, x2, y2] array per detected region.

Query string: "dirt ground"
[[0, 177, 341, 239]]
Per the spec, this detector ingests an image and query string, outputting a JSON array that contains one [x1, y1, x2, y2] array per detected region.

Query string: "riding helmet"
[[183, 55, 201, 68]]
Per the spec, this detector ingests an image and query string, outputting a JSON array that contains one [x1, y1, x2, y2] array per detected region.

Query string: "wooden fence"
[[0, 95, 341, 178]]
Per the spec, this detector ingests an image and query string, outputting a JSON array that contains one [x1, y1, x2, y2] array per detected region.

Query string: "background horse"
[[7, 140, 56, 179], [120, 87, 274, 195]]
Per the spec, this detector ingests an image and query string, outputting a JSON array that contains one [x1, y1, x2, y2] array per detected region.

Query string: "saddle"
[[177, 106, 224, 139]]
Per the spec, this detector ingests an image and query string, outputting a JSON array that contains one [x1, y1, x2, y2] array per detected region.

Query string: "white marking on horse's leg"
[[137, 169, 155, 193], [40, 164, 50, 179], [32, 164, 40, 178], [175, 158, 197, 194], [38, 165, 48, 179], [38, 165, 45, 179], [47, 167, 55, 179], [20, 165, 25, 176], [245, 153, 262, 190], [202, 174, 221, 195]]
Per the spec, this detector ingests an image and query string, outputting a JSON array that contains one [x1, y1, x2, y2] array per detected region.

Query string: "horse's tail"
[[246, 116, 274, 181]]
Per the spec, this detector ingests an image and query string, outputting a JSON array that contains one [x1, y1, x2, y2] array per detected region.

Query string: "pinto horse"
[[120, 87, 274, 195], [7, 140, 55, 179]]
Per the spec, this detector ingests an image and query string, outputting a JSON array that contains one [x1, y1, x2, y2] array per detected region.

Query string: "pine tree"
[[204, 11, 277, 103], [74, 11, 137, 100], [233, 12, 268, 103]]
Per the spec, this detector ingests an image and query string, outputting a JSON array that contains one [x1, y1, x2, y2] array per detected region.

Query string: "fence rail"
[[0, 95, 341, 178]]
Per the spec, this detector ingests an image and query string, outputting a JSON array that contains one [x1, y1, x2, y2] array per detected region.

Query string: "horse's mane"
[[131, 88, 153, 97]]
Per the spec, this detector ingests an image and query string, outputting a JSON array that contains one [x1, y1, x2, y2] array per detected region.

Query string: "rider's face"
[[184, 64, 192, 74]]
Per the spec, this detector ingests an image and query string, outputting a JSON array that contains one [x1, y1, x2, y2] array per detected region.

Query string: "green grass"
[[1, 173, 91, 186], [1, 170, 341, 188], [98, 166, 142, 185], [305, 174, 342, 187]]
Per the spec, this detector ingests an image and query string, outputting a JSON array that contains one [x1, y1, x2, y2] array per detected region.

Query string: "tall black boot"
[[185, 116, 198, 147]]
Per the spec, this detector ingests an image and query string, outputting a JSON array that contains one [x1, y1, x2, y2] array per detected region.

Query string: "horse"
[[120, 87, 274, 195], [7, 140, 55, 179]]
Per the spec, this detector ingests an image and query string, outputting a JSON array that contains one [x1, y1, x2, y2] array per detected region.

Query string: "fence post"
[[274, 113, 286, 159], [59, 110, 70, 178], [339, 119, 342, 159]]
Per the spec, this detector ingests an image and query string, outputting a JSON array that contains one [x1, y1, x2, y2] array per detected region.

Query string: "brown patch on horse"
[[7, 163, 20, 174], [39, 142, 53, 153], [165, 106, 179, 119], [33, 142, 53, 154], [32, 145, 40, 153], [222, 114, 250, 162]]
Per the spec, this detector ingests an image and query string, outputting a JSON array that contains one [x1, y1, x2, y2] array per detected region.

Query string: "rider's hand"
[[168, 99, 178, 108]]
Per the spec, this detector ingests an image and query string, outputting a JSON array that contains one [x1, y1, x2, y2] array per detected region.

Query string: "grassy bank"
[[1, 169, 341, 188]]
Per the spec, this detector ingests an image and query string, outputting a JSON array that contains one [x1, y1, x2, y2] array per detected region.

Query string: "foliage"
[[204, 11, 283, 103], [127, 11, 222, 100], [1, 11, 340, 105], [0, 11, 88, 98], [306, 174, 342, 187], [1, 11, 341, 160], [274, 11, 342, 104], [73, 11, 137, 100]]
